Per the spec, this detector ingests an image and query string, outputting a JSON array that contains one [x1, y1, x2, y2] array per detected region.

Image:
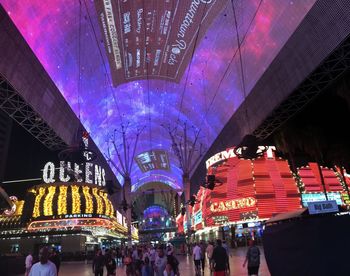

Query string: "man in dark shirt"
[[211, 239, 228, 276], [92, 249, 105, 276]]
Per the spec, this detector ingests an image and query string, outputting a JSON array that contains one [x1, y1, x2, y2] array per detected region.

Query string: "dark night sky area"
[[3, 119, 59, 198]]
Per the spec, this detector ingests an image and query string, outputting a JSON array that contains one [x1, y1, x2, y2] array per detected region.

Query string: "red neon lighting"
[[299, 163, 344, 193], [188, 151, 301, 229]]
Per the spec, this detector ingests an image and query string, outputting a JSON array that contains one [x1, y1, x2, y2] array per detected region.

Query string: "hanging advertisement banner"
[[95, 0, 226, 86]]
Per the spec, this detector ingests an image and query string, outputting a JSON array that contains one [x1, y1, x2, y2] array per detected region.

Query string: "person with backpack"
[[243, 240, 260, 276]]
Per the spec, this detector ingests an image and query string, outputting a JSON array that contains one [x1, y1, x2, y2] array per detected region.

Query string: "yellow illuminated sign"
[[210, 197, 256, 213]]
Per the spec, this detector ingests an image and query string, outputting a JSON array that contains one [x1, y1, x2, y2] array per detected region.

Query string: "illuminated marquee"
[[210, 197, 256, 213], [42, 161, 106, 186], [206, 146, 276, 169]]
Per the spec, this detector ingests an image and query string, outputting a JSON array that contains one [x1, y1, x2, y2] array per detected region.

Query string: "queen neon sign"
[[42, 161, 106, 186], [210, 197, 256, 213]]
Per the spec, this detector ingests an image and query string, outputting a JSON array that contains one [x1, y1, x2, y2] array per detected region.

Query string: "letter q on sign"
[[43, 162, 55, 183]]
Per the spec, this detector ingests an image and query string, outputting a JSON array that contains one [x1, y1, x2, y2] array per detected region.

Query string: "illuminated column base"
[[124, 177, 132, 247], [183, 174, 192, 236]]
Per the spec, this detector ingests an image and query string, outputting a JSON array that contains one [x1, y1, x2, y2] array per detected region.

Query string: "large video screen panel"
[[95, 0, 227, 86], [135, 150, 170, 172]]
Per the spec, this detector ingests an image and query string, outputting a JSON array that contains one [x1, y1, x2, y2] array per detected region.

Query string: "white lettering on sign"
[[123, 12, 131, 34], [169, 0, 214, 65], [59, 161, 71, 182], [308, 200, 338, 215], [136, 9, 143, 34], [85, 162, 93, 184], [43, 162, 55, 183], [136, 49, 141, 68], [210, 197, 256, 213], [103, 0, 122, 69], [206, 146, 276, 168], [42, 162, 106, 186], [74, 163, 83, 182]]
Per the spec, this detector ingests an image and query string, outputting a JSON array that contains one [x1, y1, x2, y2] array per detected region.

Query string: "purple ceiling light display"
[[1, 0, 316, 192], [143, 205, 169, 219]]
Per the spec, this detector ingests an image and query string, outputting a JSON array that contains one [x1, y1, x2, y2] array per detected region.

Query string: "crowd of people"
[[124, 244, 178, 276], [92, 243, 179, 276], [22, 239, 260, 276], [191, 239, 260, 276]]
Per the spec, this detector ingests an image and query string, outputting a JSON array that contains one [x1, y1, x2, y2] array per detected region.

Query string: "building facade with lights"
[[0, 181, 138, 255], [177, 148, 350, 244]]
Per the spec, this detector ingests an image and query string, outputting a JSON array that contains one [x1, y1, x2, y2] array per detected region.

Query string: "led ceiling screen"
[[143, 205, 169, 219], [135, 150, 170, 172], [95, 0, 227, 86], [1, 0, 316, 190]]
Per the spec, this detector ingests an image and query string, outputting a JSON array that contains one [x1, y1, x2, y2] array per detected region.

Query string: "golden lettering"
[[210, 197, 256, 213]]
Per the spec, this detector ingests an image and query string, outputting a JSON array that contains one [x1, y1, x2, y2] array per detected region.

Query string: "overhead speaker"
[[207, 175, 216, 190]]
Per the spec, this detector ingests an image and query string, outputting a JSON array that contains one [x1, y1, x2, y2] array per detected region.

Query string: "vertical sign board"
[[95, 0, 227, 86]]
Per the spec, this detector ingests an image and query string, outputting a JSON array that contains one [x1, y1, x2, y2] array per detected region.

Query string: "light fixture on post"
[[163, 121, 205, 232], [106, 123, 144, 246], [204, 174, 223, 190]]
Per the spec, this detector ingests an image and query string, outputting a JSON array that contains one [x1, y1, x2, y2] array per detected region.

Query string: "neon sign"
[[210, 197, 256, 212], [194, 211, 202, 225], [206, 146, 276, 168], [42, 161, 106, 186]]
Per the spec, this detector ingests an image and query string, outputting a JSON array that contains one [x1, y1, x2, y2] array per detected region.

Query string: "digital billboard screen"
[[95, 0, 227, 86], [135, 150, 170, 172]]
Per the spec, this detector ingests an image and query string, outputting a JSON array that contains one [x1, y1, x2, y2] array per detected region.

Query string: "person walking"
[[25, 251, 33, 276], [124, 250, 134, 276], [200, 241, 206, 274], [149, 246, 157, 269], [243, 240, 260, 276], [193, 242, 202, 275], [142, 257, 154, 276], [29, 247, 57, 276], [105, 251, 116, 276], [155, 246, 167, 276], [222, 240, 230, 272], [211, 240, 228, 276], [163, 263, 175, 276], [92, 249, 105, 276], [206, 241, 214, 274], [167, 253, 180, 275]]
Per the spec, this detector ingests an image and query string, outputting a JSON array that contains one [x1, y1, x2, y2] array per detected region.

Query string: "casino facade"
[[0, 166, 138, 255], [176, 147, 350, 245]]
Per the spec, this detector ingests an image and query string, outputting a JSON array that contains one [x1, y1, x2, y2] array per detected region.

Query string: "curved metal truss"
[[0, 74, 66, 150], [254, 35, 350, 139]]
